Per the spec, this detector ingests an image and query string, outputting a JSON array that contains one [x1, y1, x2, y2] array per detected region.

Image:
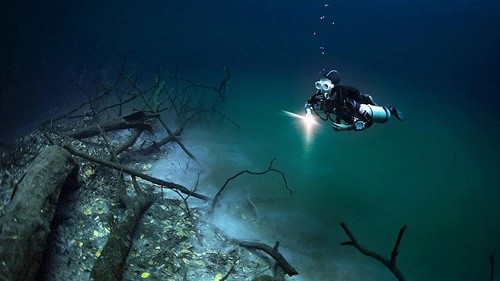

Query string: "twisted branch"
[[210, 158, 291, 212], [118, 70, 197, 160], [172, 66, 231, 101], [237, 240, 298, 277], [340, 222, 407, 281]]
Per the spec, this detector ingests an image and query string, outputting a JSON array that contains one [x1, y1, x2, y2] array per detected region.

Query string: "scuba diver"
[[305, 69, 402, 131]]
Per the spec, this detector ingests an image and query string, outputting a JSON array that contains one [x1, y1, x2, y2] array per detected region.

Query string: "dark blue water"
[[2, 0, 499, 280]]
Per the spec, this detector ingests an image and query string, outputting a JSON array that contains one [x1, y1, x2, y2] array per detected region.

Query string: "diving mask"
[[315, 79, 334, 92]]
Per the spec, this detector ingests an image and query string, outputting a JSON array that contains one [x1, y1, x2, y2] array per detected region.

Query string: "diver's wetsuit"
[[306, 85, 376, 128]]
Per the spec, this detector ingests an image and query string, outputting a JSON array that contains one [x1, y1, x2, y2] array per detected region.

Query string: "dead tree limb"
[[114, 128, 145, 156], [251, 265, 286, 281], [98, 124, 119, 161], [62, 145, 210, 201], [150, 107, 197, 160], [96, 93, 138, 117], [0, 146, 78, 281], [96, 125, 146, 161], [140, 126, 182, 154], [119, 70, 197, 161], [172, 66, 231, 101], [213, 106, 240, 130], [220, 264, 236, 281], [210, 158, 291, 212], [47, 54, 138, 125], [340, 222, 407, 281], [91, 175, 158, 281], [237, 240, 298, 277], [172, 170, 202, 217], [64, 111, 156, 139]]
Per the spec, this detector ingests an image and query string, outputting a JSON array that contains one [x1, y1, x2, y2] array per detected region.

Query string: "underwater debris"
[[0, 65, 293, 281]]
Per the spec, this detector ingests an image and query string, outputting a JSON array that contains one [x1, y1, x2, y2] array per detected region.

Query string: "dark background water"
[[2, 0, 499, 280], [2, 0, 500, 136]]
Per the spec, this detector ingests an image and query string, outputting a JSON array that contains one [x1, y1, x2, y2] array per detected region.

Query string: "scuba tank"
[[358, 104, 391, 123]]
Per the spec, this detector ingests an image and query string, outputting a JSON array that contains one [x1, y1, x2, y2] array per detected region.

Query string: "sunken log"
[[64, 111, 156, 139], [0, 145, 78, 281], [237, 240, 298, 277], [91, 176, 157, 281]]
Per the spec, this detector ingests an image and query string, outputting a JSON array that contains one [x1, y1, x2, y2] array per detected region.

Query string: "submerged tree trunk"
[[90, 176, 157, 281], [0, 145, 78, 281]]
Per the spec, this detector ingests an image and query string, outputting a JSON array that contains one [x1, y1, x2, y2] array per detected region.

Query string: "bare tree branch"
[[114, 128, 145, 156], [63, 145, 210, 201], [64, 111, 156, 139], [340, 222, 407, 281], [237, 240, 298, 277], [118, 70, 197, 160], [91, 174, 158, 281], [172, 66, 231, 101], [210, 158, 291, 212], [220, 264, 236, 281]]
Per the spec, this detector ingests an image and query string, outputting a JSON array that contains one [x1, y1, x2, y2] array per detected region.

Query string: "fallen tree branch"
[[213, 107, 240, 130], [220, 264, 236, 281], [64, 111, 156, 139], [91, 175, 158, 281], [251, 265, 286, 281], [97, 125, 146, 162], [48, 55, 136, 125], [172, 66, 231, 101], [119, 70, 197, 160], [340, 222, 407, 281], [172, 170, 202, 217], [63, 145, 210, 201], [98, 125, 119, 161], [236, 240, 298, 277], [139, 125, 183, 155], [0, 146, 78, 281], [210, 158, 291, 212], [96, 92, 138, 117], [114, 128, 145, 156]]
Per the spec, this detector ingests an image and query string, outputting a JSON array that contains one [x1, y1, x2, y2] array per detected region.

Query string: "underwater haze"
[[2, 0, 500, 280]]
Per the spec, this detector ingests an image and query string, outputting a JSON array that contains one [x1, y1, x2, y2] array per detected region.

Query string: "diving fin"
[[388, 106, 403, 121]]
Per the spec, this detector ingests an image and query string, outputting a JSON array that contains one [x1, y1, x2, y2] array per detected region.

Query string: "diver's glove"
[[305, 107, 312, 117], [332, 122, 354, 132]]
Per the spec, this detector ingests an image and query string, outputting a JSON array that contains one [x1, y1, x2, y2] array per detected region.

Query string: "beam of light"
[[282, 110, 320, 126], [282, 110, 320, 148]]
